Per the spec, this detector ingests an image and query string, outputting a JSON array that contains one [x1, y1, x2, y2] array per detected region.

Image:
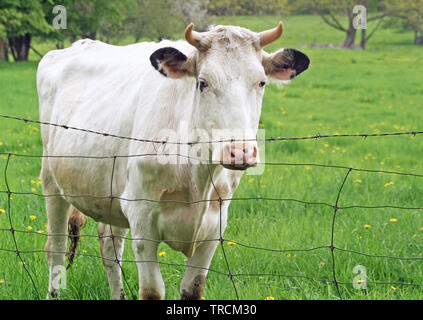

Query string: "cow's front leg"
[[132, 237, 165, 300], [127, 207, 165, 300], [180, 237, 220, 300]]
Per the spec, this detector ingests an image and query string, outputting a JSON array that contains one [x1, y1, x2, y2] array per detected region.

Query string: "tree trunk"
[[342, 28, 357, 48], [8, 34, 31, 61], [360, 29, 366, 49], [0, 38, 8, 61], [415, 33, 423, 46]]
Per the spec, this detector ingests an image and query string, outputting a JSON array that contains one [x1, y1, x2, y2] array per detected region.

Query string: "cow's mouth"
[[221, 162, 257, 171]]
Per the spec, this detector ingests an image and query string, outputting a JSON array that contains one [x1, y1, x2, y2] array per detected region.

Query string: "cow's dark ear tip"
[[149, 47, 188, 78], [292, 49, 310, 75]]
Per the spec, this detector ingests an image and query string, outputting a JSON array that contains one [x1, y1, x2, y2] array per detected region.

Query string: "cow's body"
[[38, 39, 239, 255], [38, 23, 309, 300]]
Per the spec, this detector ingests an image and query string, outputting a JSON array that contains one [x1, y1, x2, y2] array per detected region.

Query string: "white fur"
[[37, 27, 274, 299]]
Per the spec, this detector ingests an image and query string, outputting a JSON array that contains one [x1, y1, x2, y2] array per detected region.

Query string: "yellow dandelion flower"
[[31, 180, 35, 184], [26, 226, 33, 231], [384, 182, 394, 187], [264, 296, 275, 300], [287, 253, 292, 258], [355, 179, 362, 183], [259, 276, 264, 280], [305, 166, 311, 171], [319, 261, 325, 268], [419, 227, 423, 231], [82, 250, 87, 254], [31, 187, 36, 193], [364, 224, 371, 229], [0, 280, 4, 284], [357, 279, 364, 284], [30, 215, 36, 220], [36, 181, 42, 186], [248, 178, 254, 183], [228, 241, 236, 246], [0, 208, 5, 214], [159, 251, 166, 257], [20, 261, 25, 265], [389, 218, 397, 223], [390, 286, 397, 291], [37, 230, 44, 234], [201, 296, 205, 300]]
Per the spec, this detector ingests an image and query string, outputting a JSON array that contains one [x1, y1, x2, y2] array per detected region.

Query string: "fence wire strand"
[[0, 114, 422, 300]]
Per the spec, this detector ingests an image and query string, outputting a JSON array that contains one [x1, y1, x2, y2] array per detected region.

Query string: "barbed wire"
[[0, 114, 422, 300], [1, 114, 423, 144]]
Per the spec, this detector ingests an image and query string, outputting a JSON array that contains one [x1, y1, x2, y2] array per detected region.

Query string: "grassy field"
[[0, 15, 422, 300]]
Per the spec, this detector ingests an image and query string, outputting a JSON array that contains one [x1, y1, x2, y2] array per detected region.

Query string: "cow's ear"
[[150, 47, 195, 78], [262, 48, 310, 80]]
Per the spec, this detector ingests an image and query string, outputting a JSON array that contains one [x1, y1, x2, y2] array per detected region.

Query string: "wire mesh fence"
[[0, 114, 422, 300]]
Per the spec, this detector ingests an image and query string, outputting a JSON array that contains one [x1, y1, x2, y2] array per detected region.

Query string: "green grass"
[[1, 14, 423, 300]]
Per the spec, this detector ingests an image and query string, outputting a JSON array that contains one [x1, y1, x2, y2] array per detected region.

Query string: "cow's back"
[[38, 39, 151, 144]]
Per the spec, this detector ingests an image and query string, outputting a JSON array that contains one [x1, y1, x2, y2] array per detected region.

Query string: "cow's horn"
[[185, 23, 203, 49], [259, 21, 284, 47]]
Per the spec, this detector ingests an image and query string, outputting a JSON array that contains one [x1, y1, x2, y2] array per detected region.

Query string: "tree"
[[42, 0, 128, 44], [290, 0, 394, 49], [176, 0, 213, 32], [0, 24, 8, 61], [123, 0, 184, 42], [208, 0, 290, 16], [385, 0, 423, 45], [0, 0, 53, 61]]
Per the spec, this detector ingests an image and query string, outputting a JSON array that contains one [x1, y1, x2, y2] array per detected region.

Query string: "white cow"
[[37, 22, 309, 300]]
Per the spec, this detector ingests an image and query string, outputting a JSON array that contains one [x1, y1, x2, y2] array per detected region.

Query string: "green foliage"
[[123, 0, 184, 41], [176, 0, 213, 32], [0, 0, 54, 38], [385, 0, 423, 38], [42, 0, 129, 41], [208, 0, 290, 16]]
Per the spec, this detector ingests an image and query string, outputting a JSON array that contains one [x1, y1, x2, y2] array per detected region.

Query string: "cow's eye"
[[198, 78, 208, 92], [259, 81, 266, 88]]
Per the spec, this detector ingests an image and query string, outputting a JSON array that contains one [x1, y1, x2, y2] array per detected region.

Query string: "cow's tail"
[[66, 206, 87, 270]]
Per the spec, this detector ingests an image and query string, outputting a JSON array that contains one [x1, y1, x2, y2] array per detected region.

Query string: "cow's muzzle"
[[221, 142, 258, 171]]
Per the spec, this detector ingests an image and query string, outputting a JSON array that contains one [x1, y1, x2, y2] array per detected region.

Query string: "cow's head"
[[150, 22, 310, 170]]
